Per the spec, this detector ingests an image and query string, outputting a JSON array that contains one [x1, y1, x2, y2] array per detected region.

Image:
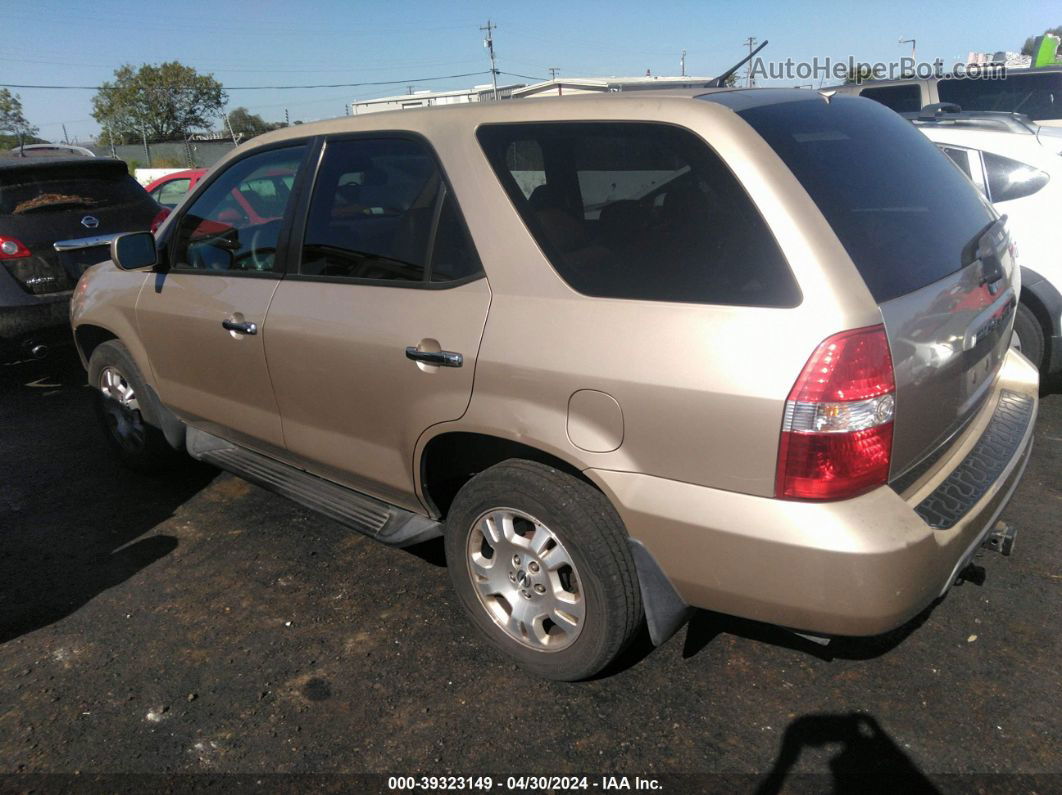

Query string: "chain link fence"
[[89, 140, 238, 171]]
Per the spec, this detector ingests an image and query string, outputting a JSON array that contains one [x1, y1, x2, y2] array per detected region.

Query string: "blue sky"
[[3, 0, 1055, 143]]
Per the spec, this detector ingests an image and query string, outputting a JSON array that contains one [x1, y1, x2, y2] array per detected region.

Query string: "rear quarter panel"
[[409, 98, 882, 498]]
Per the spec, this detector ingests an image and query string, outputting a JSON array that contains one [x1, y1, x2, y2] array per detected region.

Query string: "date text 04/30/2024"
[[386, 776, 663, 791]]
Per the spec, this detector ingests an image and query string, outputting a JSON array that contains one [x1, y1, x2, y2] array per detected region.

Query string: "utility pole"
[[680, 49, 686, 77], [548, 67, 560, 80], [481, 19, 499, 100], [62, 124, 69, 145], [407, 85, 415, 95], [223, 110, 239, 145], [140, 124, 152, 167], [284, 108, 290, 127], [743, 37, 758, 86]]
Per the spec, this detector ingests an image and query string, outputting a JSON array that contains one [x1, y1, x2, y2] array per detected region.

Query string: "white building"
[[511, 75, 715, 99], [351, 83, 524, 115], [351, 75, 718, 115]]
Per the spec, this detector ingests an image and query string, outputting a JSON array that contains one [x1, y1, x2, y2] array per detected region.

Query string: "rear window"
[[858, 84, 923, 113], [0, 174, 149, 216], [730, 95, 995, 303], [937, 72, 1062, 121], [477, 122, 800, 307]]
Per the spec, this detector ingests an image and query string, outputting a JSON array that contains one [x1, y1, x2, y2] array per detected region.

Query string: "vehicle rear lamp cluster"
[[776, 325, 896, 501], [0, 236, 30, 260]]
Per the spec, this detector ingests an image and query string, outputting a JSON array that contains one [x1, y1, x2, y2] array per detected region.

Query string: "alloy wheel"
[[465, 508, 585, 652]]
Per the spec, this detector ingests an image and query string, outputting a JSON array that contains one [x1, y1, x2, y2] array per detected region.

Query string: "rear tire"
[[444, 460, 643, 681], [1011, 302, 1045, 372], [88, 340, 181, 473]]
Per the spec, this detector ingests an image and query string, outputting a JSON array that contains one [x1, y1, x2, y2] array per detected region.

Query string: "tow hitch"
[[982, 521, 1017, 556]]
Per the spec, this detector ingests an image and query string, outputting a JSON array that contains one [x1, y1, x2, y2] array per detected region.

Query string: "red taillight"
[[150, 207, 171, 233], [0, 236, 31, 260], [776, 325, 896, 501]]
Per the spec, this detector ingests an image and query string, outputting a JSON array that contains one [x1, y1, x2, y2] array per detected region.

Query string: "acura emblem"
[[81, 215, 99, 229]]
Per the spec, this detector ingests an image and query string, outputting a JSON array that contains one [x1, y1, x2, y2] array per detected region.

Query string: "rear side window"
[[0, 174, 148, 215], [154, 177, 191, 209], [982, 152, 1050, 203], [858, 84, 923, 113], [937, 72, 1062, 121], [477, 122, 800, 307], [732, 96, 995, 303], [300, 137, 481, 283]]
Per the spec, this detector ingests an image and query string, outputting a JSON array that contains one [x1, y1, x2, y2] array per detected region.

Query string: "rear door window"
[[726, 95, 995, 303], [937, 72, 1062, 121], [299, 137, 481, 283], [858, 84, 923, 113], [477, 122, 800, 307]]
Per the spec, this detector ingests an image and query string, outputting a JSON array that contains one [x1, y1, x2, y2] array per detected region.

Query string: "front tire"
[[88, 340, 181, 473], [444, 460, 643, 680]]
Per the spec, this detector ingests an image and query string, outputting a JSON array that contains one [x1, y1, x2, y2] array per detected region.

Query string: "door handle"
[[222, 319, 258, 335], [405, 346, 462, 367]]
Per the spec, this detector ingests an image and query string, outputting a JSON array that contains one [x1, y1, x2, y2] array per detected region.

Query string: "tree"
[[226, 107, 278, 140], [0, 88, 38, 140], [92, 62, 226, 143], [1022, 26, 1062, 57], [844, 64, 876, 85]]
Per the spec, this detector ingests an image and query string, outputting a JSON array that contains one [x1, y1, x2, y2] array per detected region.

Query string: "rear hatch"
[[0, 159, 159, 294], [719, 92, 1014, 478]]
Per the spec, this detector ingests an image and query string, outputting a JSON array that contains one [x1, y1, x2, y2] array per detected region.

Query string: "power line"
[[0, 70, 494, 91]]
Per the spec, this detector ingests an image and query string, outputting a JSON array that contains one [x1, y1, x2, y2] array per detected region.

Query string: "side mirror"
[[111, 231, 157, 271]]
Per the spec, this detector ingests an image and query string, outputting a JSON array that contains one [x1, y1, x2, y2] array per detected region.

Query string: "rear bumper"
[[0, 294, 72, 350], [588, 348, 1039, 637]]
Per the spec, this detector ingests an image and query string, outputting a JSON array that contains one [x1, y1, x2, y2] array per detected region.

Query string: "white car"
[[911, 108, 1062, 374]]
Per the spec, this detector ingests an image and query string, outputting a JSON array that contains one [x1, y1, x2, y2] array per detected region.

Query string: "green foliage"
[[92, 62, 227, 143], [1022, 26, 1062, 57], [844, 64, 876, 84], [0, 88, 38, 139], [226, 107, 281, 140], [152, 154, 186, 168]]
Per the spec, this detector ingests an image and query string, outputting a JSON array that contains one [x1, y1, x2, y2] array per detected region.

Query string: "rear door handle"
[[222, 319, 258, 335], [405, 347, 462, 367]]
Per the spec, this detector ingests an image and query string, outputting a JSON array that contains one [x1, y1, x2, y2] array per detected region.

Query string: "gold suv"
[[72, 89, 1038, 680]]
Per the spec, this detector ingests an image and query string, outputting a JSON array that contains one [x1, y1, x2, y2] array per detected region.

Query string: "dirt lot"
[[1, 349, 1059, 789]]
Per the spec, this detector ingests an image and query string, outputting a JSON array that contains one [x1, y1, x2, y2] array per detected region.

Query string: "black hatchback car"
[[0, 157, 159, 359]]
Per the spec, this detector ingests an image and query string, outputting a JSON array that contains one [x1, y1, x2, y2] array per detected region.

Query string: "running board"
[[186, 427, 442, 547]]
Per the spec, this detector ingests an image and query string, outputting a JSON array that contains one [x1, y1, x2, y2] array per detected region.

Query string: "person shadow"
[[0, 348, 215, 643], [756, 712, 939, 794]]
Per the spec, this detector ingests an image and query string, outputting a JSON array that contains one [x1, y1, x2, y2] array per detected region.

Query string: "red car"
[[143, 168, 207, 210]]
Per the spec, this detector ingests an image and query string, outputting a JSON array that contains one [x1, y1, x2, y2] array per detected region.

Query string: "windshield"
[[721, 94, 996, 303], [0, 175, 149, 215]]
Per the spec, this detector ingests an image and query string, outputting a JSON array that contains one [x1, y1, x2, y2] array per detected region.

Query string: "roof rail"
[[901, 104, 1037, 134]]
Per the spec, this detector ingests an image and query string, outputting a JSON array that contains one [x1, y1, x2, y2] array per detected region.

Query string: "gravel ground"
[[0, 349, 1059, 790]]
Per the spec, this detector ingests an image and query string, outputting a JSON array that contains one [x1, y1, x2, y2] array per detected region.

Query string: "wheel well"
[[1020, 290, 1053, 335], [74, 324, 117, 363], [420, 432, 597, 519]]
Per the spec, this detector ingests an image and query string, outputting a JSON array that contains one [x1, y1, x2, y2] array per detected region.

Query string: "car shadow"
[[0, 349, 215, 643], [755, 712, 939, 793]]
